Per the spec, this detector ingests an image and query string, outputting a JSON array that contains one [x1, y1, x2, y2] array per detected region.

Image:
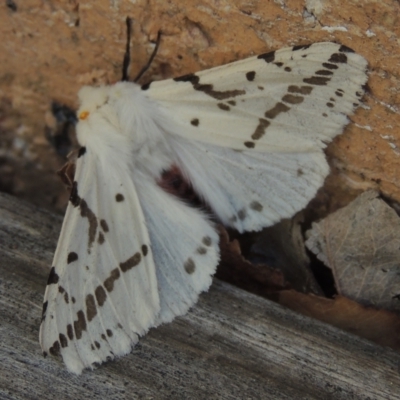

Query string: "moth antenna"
[[134, 30, 162, 83], [122, 17, 132, 81]]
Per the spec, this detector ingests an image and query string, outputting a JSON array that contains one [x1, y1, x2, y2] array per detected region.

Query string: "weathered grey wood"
[[0, 192, 399, 400]]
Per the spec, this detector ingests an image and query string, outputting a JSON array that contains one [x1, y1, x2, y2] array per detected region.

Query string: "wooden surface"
[[1, 191, 399, 399]]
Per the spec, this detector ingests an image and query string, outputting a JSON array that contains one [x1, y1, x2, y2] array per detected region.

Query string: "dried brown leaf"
[[306, 190, 400, 313]]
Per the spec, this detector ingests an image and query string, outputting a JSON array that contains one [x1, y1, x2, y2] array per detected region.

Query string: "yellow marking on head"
[[79, 111, 90, 120]]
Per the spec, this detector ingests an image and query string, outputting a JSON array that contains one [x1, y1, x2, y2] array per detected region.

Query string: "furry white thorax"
[[77, 82, 175, 178]]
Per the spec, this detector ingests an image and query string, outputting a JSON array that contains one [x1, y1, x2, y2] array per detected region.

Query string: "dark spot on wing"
[[258, 86, 264, 90], [120, 252, 142, 272], [41, 301, 48, 322], [297, 168, 304, 176], [79, 199, 98, 250], [265, 102, 290, 119], [228, 100, 236, 106], [47, 267, 59, 284], [244, 141, 255, 148], [250, 201, 263, 212], [59, 333, 68, 348], [115, 193, 124, 202], [229, 215, 238, 223], [326, 102, 334, 108], [339, 45, 354, 53], [292, 44, 311, 51], [86, 294, 97, 322], [74, 310, 87, 340], [59, 286, 69, 303], [67, 324, 74, 340], [174, 73, 245, 100], [104, 268, 120, 292], [107, 329, 113, 337], [274, 62, 283, 68], [322, 62, 338, 70], [284, 66, 292, 72], [197, 246, 207, 255], [251, 118, 270, 140], [100, 219, 109, 232], [335, 90, 344, 97], [78, 146, 86, 158], [174, 73, 199, 84], [67, 252, 78, 264], [329, 53, 348, 64], [315, 69, 334, 76], [70, 181, 80, 207], [49, 341, 61, 356], [238, 208, 247, 220], [258, 51, 275, 63], [246, 71, 256, 81], [303, 76, 331, 86], [218, 103, 230, 111], [98, 232, 105, 244], [142, 244, 148, 256], [95, 285, 107, 306], [141, 82, 152, 90], [288, 85, 313, 95], [202, 236, 212, 246], [191, 118, 199, 126], [282, 94, 304, 104], [184, 258, 196, 274]]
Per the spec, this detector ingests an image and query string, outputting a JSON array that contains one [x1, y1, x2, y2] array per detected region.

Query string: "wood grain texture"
[[1, 192, 399, 399]]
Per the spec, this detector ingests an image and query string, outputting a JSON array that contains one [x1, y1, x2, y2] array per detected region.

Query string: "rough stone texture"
[[1, 0, 400, 212]]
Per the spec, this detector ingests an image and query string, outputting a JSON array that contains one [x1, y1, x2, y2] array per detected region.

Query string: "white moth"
[[39, 41, 368, 374]]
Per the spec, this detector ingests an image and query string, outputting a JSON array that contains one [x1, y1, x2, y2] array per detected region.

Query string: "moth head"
[[77, 86, 111, 121]]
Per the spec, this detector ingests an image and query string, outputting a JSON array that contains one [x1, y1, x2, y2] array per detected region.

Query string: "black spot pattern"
[[218, 103, 230, 111], [67, 252, 78, 264], [246, 71, 256, 81], [174, 73, 245, 100], [141, 82, 152, 90], [238, 209, 247, 220], [115, 193, 124, 202], [47, 267, 59, 285], [59, 333, 68, 348], [120, 252, 141, 272], [202, 236, 212, 246], [78, 146, 86, 158], [41, 301, 48, 322], [184, 258, 196, 274], [250, 201, 263, 212], [257, 51, 275, 63], [292, 44, 311, 51]]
